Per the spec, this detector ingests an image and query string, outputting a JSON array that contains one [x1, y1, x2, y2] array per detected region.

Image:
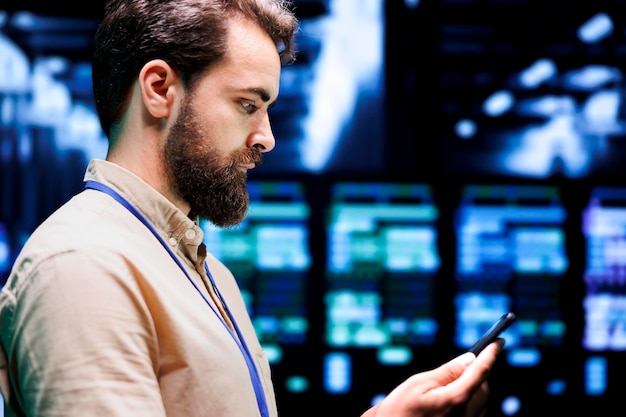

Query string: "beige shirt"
[[0, 159, 278, 417]]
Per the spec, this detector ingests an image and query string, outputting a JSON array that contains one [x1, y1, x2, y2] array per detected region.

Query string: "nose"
[[248, 113, 275, 153]]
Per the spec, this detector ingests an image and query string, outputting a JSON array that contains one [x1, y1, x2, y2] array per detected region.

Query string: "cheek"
[[198, 106, 247, 152], [214, 122, 252, 157], [211, 127, 246, 157], [187, 89, 254, 154]]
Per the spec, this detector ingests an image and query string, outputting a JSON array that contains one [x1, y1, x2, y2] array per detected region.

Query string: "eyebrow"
[[244, 87, 277, 108]]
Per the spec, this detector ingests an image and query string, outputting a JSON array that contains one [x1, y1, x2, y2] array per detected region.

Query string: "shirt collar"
[[84, 158, 206, 266]]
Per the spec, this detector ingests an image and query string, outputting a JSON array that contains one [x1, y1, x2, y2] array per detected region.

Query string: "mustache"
[[232, 146, 264, 167]]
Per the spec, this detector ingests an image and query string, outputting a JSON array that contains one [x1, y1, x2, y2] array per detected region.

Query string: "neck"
[[106, 140, 191, 216]]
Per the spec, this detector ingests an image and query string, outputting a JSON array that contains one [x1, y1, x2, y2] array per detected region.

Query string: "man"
[[0, 0, 503, 416]]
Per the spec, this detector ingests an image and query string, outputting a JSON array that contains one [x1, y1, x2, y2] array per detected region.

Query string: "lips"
[[234, 147, 263, 171], [239, 163, 256, 171]]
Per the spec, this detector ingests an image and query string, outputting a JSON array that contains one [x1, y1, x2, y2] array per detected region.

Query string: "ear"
[[138, 59, 180, 119]]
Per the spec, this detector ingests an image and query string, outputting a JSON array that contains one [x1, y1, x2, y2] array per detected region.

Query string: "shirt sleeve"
[[6, 248, 167, 417]]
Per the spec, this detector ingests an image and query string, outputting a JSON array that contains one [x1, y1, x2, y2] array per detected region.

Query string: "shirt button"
[[168, 237, 178, 246], [185, 229, 196, 240]]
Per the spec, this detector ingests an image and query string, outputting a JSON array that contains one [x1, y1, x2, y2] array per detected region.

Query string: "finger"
[[472, 338, 504, 373], [459, 341, 502, 386], [411, 343, 493, 393], [432, 339, 503, 399], [408, 351, 477, 393], [462, 381, 490, 417], [359, 406, 378, 417]]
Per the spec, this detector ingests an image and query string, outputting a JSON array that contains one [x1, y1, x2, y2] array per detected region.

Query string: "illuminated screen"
[[0, 0, 385, 178], [454, 184, 572, 414], [455, 184, 568, 352], [324, 182, 439, 393], [580, 187, 626, 398], [0, 223, 9, 276], [250, 0, 386, 175], [582, 186, 626, 352], [202, 181, 311, 362], [386, 1, 626, 180]]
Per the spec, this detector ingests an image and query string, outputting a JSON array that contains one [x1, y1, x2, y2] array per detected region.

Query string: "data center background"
[[2, 0, 626, 416]]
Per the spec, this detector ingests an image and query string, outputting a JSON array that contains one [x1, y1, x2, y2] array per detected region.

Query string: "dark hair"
[[92, 0, 298, 138]]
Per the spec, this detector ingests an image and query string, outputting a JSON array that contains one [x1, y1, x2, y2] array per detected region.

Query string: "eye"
[[240, 100, 258, 114]]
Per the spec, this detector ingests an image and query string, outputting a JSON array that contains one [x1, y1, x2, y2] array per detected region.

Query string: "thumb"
[[451, 351, 477, 368], [431, 352, 476, 387], [360, 402, 381, 417]]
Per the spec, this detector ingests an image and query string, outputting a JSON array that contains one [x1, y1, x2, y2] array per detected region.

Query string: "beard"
[[163, 97, 263, 227]]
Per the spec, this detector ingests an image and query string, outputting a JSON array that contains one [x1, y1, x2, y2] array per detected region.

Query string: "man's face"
[[164, 16, 281, 227], [164, 97, 261, 227]]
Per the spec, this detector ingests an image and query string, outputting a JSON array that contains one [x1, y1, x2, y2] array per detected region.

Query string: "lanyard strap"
[[84, 180, 270, 417]]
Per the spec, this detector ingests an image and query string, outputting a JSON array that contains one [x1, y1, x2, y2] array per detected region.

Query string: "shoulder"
[[204, 251, 234, 279], [4, 189, 157, 308]]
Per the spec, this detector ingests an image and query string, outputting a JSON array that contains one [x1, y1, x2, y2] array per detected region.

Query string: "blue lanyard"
[[84, 180, 270, 417]]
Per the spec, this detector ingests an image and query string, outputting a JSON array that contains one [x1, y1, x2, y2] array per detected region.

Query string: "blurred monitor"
[[582, 186, 626, 352], [202, 181, 311, 362], [579, 186, 626, 401], [324, 181, 440, 394], [454, 184, 568, 352], [253, 0, 386, 175], [386, 1, 626, 181], [454, 184, 574, 416]]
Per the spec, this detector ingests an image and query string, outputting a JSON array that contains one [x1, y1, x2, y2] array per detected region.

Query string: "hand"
[[361, 339, 504, 417]]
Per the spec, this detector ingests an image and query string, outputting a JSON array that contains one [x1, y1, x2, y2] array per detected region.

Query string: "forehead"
[[199, 16, 282, 99]]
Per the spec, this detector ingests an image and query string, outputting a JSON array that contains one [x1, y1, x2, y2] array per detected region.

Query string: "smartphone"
[[468, 312, 517, 355]]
